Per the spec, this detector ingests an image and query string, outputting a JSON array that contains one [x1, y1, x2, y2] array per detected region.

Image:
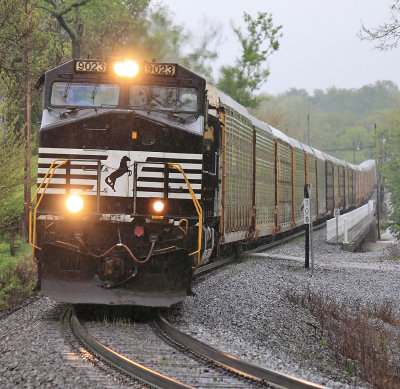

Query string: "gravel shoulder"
[[1, 227, 398, 388], [167, 228, 400, 388], [0, 298, 125, 388]]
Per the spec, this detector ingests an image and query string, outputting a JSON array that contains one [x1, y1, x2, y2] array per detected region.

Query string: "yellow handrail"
[[29, 159, 67, 251], [168, 163, 203, 269], [178, 219, 188, 235]]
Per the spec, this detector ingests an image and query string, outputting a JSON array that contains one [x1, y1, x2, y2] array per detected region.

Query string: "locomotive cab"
[[33, 59, 208, 306]]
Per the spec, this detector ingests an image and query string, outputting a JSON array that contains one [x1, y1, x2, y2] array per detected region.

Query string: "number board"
[[75, 60, 106, 73], [144, 63, 176, 76], [303, 198, 311, 224]]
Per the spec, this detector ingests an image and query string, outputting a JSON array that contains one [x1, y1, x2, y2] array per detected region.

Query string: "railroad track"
[[66, 306, 323, 389], [194, 221, 326, 278]]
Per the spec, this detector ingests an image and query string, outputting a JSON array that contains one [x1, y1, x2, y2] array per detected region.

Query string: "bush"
[[285, 289, 400, 388], [0, 239, 37, 309]]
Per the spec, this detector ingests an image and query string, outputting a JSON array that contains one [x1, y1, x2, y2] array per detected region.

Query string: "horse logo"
[[105, 156, 132, 192]]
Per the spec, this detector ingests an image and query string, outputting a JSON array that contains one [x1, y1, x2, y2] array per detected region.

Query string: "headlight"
[[66, 195, 84, 213], [114, 60, 139, 77], [153, 200, 165, 213]]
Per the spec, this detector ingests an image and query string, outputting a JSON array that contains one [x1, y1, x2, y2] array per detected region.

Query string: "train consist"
[[31, 59, 376, 306]]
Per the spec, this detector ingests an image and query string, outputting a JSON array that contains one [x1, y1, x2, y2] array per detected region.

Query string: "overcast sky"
[[160, 0, 400, 95]]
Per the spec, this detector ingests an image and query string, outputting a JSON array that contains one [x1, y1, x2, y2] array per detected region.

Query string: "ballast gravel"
[[167, 228, 400, 389], [0, 227, 399, 388], [0, 299, 128, 388]]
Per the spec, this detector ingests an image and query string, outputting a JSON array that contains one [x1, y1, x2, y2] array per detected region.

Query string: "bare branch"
[[359, 2, 400, 50]]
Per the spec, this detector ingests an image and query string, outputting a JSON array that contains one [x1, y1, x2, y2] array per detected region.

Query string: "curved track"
[[67, 306, 323, 389]]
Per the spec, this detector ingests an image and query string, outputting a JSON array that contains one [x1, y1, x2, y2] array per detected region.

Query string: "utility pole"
[[24, 0, 32, 240], [307, 104, 310, 145], [375, 123, 381, 240]]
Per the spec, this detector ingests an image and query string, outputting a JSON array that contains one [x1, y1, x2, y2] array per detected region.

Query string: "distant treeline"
[[253, 80, 400, 164]]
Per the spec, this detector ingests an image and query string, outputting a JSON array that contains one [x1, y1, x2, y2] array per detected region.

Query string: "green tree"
[[359, 1, 400, 240], [133, 5, 220, 79], [37, 0, 91, 58], [37, 0, 150, 59], [0, 127, 26, 232], [380, 110, 400, 239], [217, 11, 282, 108], [327, 126, 375, 164], [253, 82, 400, 154]]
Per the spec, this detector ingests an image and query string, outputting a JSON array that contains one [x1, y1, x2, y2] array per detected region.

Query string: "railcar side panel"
[[356, 172, 361, 204], [276, 139, 293, 232], [317, 158, 326, 218], [326, 161, 334, 214], [333, 164, 339, 209], [350, 170, 356, 207], [308, 153, 318, 220], [345, 167, 350, 209], [255, 127, 275, 237], [223, 107, 253, 241], [339, 165, 345, 210], [294, 148, 306, 226]]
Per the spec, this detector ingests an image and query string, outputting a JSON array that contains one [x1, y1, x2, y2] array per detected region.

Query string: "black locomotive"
[[31, 58, 375, 307]]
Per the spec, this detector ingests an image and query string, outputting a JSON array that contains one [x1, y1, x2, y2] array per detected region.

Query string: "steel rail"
[[194, 221, 326, 278], [156, 313, 324, 389], [67, 307, 194, 389]]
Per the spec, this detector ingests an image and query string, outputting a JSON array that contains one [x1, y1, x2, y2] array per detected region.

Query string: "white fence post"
[[344, 218, 348, 244]]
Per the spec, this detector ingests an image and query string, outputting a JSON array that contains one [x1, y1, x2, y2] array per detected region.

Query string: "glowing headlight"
[[153, 200, 165, 213], [66, 195, 83, 213], [114, 60, 139, 77]]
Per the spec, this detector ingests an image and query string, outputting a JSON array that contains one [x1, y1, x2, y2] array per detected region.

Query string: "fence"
[[327, 200, 375, 245]]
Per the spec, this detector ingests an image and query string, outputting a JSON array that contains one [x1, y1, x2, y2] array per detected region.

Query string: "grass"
[[0, 236, 37, 310], [385, 243, 400, 260], [285, 289, 400, 388]]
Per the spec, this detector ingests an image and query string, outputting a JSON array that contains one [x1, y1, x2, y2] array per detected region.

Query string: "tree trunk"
[[24, 0, 31, 241]]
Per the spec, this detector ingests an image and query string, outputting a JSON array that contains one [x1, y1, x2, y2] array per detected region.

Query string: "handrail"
[[29, 159, 67, 251], [29, 159, 203, 269], [168, 163, 203, 269], [178, 219, 188, 235]]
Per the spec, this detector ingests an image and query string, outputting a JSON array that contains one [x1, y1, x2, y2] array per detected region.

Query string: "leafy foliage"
[[254, 81, 400, 159], [380, 110, 400, 240], [0, 239, 36, 308], [328, 126, 375, 165], [0, 1, 221, 231], [217, 12, 282, 108]]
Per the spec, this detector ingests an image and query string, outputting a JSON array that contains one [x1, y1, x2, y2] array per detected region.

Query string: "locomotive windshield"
[[51, 82, 120, 107], [129, 85, 198, 112]]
